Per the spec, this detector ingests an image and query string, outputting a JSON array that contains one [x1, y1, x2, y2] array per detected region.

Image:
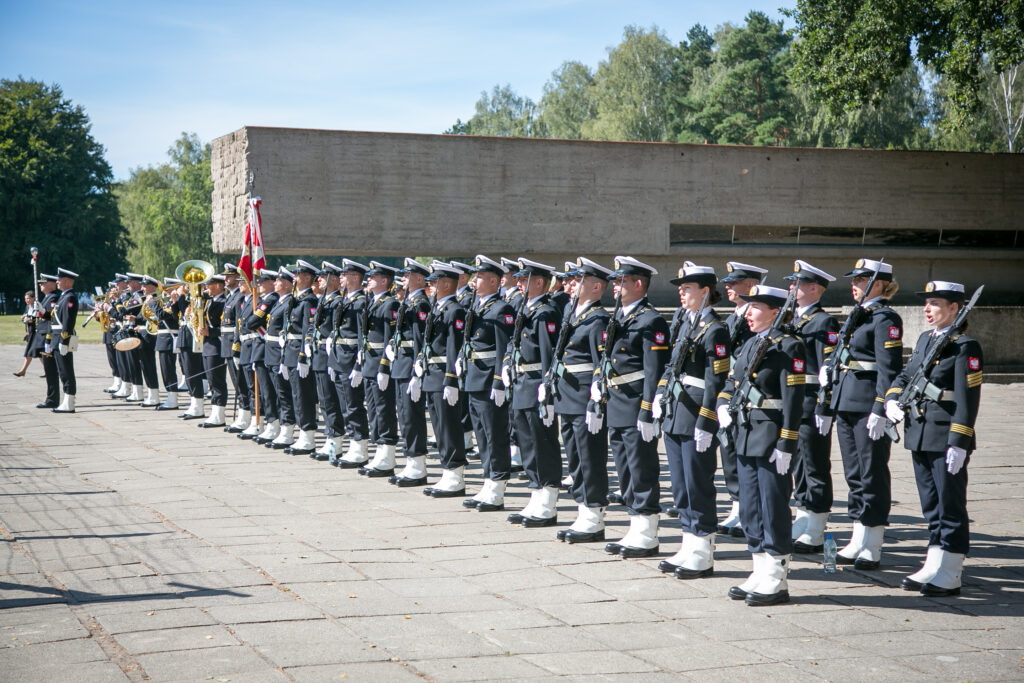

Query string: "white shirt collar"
[[795, 301, 820, 317], [620, 299, 642, 317], [527, 294, 544, 307]]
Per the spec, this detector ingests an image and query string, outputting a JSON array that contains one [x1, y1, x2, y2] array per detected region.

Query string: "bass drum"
[[114, 335, 141, 351]]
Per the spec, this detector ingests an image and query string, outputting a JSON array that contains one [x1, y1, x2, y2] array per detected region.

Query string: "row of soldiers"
[[56, 255, 981, 606]]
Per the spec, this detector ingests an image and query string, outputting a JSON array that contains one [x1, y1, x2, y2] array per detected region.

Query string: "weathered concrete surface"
[[211, 127, 1024, 305], [2, 343, 1023, 681]]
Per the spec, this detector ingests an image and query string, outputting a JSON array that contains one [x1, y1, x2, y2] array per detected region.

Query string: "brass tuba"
[[175, 260, 215, 353]]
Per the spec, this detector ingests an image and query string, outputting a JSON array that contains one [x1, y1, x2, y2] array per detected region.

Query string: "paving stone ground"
[[1, 344, 1022, 682]]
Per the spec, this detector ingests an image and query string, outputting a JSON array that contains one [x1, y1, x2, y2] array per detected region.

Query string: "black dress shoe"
[[900, 577, 925, 591], [836, 554, 856, 565], [313, 453, 331, 461], [395, 476, 427, 487], [476, 502, 505, 512], [365, 467, 394, 478], [728, 586, 748, 600], [462, 498, 480, 509], [675, 566, 714, 580], [507, 513, 525, 525], [565, 529, 605, 544], [284, 446, 314, 455], [746, 590, 790, 606], [517, 472, 529, 481], [388, 475, 399, 484], [604, 542, 623, 555], [338, 459, 367, 468], [224, 426, 244, 433], [556, 528, 569, 541], [620, 545, 659, 559], [271, 442, 292, 450], [36, 402, 58, 409], [657, 560, 680, 574], [665, 506, 680, 518], [429, 488, 465, 498], [793, 541, 824, 554], [198, 422, 225, 429], [729, 527, 746, 539], [510, 464, 524, 473], [920, 582, 960, 597], [607, 492, 624, 505], [853, 558, 880, 570], [154, 404, 177, 411], [522, 516, 557, 528]]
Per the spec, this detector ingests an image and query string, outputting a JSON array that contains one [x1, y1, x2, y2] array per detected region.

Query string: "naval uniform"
[[154, 297, 181, 395], [887, 330, 982, 555], [390, 288, 431, 459], [330, 289, 369, 443], [202, 293, 227, 407], [174, 295, 204, 400], [284, 288, 319, 432], [719, 304, 753, 503], [233, 293, 256, 418], [220, 286, 243, 408], [264, 292, 295, 427], [421, 294, 467, 470], [309, 289, 344, 443], [245, 291, 280, 423], [35, 290, 61, 407], [359, 291, 401, 446], [52, 286, 79, 397]]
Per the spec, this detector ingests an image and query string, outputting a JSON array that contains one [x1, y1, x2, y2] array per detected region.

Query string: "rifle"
[[884, 285, 984, 443], [591, 281, 625, 419], [385, 295, 411, 365], [357, 291, 371, 368], [817, 259, 886, 407], [717, 286, 798, 448], [416, 298, 438, 373], [655, 291, 710, 431], [540, 281, 582, 407], [507, 286, 531, 386], [456, 288, 479, 391]]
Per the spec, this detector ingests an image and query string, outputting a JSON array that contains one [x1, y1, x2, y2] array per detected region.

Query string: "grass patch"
[[0, 314, 105, 345]]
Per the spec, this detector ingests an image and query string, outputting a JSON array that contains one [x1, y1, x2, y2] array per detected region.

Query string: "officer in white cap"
[[197, 273, 229, 428], [281, 260, 320, 454], [308, 261, 346, 460], [34, 274, 61, 409], [264, 267, 297, 448], [51, 268, 80, 413], [238, 269, 280, 439], [333, 259, 372, 467]]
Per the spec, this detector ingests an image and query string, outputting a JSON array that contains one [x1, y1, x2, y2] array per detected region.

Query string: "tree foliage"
[[0, 78, 126, 303], [538, 61, 597, 140], [116, 133, 215, 278], [445, 84, 543, 137]]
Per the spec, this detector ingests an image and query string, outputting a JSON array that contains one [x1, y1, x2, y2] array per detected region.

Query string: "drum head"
[[115, 336, 142, 351]]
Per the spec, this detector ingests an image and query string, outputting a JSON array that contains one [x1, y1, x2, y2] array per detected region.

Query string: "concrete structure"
[[211, 127, 1023, 305]]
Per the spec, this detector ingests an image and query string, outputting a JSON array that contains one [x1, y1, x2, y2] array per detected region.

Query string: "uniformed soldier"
[[784, 260, 841, 553], [555, 262, 580, 491], [503, 258, 563, 527], [197, 274, 228, 428], [717, 285, 806, 606], [499, 257, 525, 474], [153, 277, 184, 411], [135, 275, 163, 407], [549, 263, 573, 322], [231, 276, 258, 434], [100, 278, 123, 395], [401, 262, 466, 487], [716, 261, 768, 536], [822, 258, 902, 570], [308, 261, 345, 461], [108, 274, 133, 398], [439, 255, 515, 500], [51, 268, 80, 414], [117, 273, 147, 402], [34, 274, 61, 409], [452, 259, 479, 454], [174, 276, 207, 420], [653, 262, 729, 579], [265, 267, 297, 447], [220, 264, 246, 431], [551, 258, 612, 543], [333, 259, 371, 467], [384, 259, 432, 477], [596, 257, 670, 558], [242, 269, 281, 441], [282, 260, 320, 454]]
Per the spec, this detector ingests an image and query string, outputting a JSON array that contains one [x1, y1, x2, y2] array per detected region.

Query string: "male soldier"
[[34, 274, 61, 409], [198, 274, 228, 428], [499, 256, 525, 474], [555, 262, 581, 490], [594, 257, 670, 558], [503, 258, 562, 527], [443, 256, 514, 501], [333, 259, 371, 467], [355, 262, 401, 473], [133, 275, 163, 407], [265, 267, 297, 447], [384, 259, 432, 477], [109, 274, 134, 398], [552, 258, 612, 542], [401, 262, 465, 487], [154, 277, 183, 411], [117, 273, 146, 402], [309, 261, 345, 461], [230, 276, 256, 434], [221, 265, 246, 430], [716, 261, 768, 536], [51, 267, 80, 414], [174, 277, 207, 420], [243, 269, 281, 441], [101, 277, 123, 395], [549, 263, 573, 321], [282, 260, 320, 454], [452, 259, 478, 454], [784, 260, 840, 553]]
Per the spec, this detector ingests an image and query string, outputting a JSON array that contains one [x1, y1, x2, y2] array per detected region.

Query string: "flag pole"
[[245, 172, 260, 423]]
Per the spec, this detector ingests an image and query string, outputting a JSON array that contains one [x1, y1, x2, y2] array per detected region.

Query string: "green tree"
[[583, 25, 674, 142], [786, 0, 1024, 128], [116, 133, 215, 278], [666, 24, 715, 143], [448, 84, 544, 137], [0, 77, 126, 304], [538, 61, 597, 139]]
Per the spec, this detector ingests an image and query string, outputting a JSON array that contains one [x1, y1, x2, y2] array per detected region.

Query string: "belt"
[[515, 362, 542, 373], [607, 370, 645, 387], [51, 323, 63, 330], [220, 326, 233, 333], [398, 340, 414, 348], [266, 335, 282, 343], [682, 375, 705, 390], [937, 389, 954, 402], [239, 333, 257, 341], [428, 355, 447, 365], [155, 329, 175, 335], [334, 338, 358, 346], [285, 333, 304, 341], [804, 375, 819, 385], [746, 398, 783, 410], [563, 362, 595, 374], [843, 360, 877, 371], [366, 341, 386, 349], [320, 339, 333, 348], [470, 349, 496, 360]]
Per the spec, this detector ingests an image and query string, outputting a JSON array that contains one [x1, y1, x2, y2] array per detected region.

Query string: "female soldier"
[[885, 280, 981, 597], [653, 262, 729, 579], [14, 291, 38, 377], [717, 285, 805, 606], [822, 259, 903, 570]]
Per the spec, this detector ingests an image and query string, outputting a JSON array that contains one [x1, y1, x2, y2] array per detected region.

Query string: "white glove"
[[769, 448, 792, 475], [297, 362, 310, 379], [281, 365, 290, 380], [58, 343, 69, 356], [376, 371, 389, 391], [232, 357, 240, 369], [945, 446, 967, 475], [251, 363, 257, 372], [651, 393, 664, 420], [589, 381, 603, 403], [717, 404, 733, 429], [586, 410, 603, 434], [885, 399, 905, 424], [278, 336, 286, 348], [44, 342, 53, 355], [540, 404, 555, 427], [349, 368, 362, 388], [867, 413, 885, 441], [328, 367, 336, 381], [443, 385, 459, 406], [501, 365, 512, 387], [303, 343, 312, 358], [407, 375, 422, 402], [490, 387, 506, 407], [384, 342, 397, 362], [637, 419, 656, 442], [454, 355, 465, 377], [537, 383, 547, 403], [694, 428, 713, 453], [356, 350, 364, 366], [818, 364, 831, 388], [815, 414, 833, 435], [413, 359, 425, 377]]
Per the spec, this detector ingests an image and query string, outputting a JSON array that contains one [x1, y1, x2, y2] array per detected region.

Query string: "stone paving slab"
[[0, 344, 1022, 681]]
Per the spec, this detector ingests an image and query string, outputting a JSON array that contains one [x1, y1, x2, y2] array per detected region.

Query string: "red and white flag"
[[237, 196, 266, 285]]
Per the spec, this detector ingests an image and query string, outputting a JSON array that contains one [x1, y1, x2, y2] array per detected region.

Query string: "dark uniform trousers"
[[468, 391, 510, 481], [255, 363, 278, 420], [333, 373, 368, 440], [793, 416, 834, 514], [396, 378, 427, 455], [203, 355, 228, 407], [836, 412, 892, 527], [664, 433, 718, 536], [513, 408, 562, 489], [104, 340, 118, 378], [738, 450, 794, 556], [41, 353, 60, 405], [315, 369, 344, 437], [181, 351, 204, 398], [139, 335, 159, 389], [427, 391, 466, 470], [236, 361, 252, 412], [609, 427, 660, 515], [561, 413, 609, 507], [158, 350, 180, 392], [365, 381, 398, 445], [289, 372, 318, 431], [913, 450, 970, 553], [55, 350, 76, 395], [560, 418, 576, 481], [273, 370, 295, 424]]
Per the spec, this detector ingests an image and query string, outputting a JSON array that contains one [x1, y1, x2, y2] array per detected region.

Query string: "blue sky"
[[2, 0, 789, 180]]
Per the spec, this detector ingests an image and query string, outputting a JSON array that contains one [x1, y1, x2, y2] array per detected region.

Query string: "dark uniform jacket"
[[506, 294, 560, 410], [886, 331, 982, 452], [549, 290, 570, 324], [329, 289, 366, 374], [725, 304, 754, 358], [603, 298, 670, 429], [53, 288, 79, 342], [657, 308, 730, 435], [264, 293, 291, 367], [202, 293, 225, 358], [284, 288, 317, 368], [717, 332, 807, 456], [173, 294, 193, 351], [552, 300, 609, 416], [359, 291, 400, 378], [456, 286, 475, 309], [462, 293, 515, 393], [220, 287, 243, 357], [790, 303, 840, 417], [307, 290, 340, 372], [389, 288, 431, 380], [35, 290, 58, 353], [829, 300, 903, 416], [152, 296, 178, 352], [421, 295, 466, 393], [245, 291, 278, 365]]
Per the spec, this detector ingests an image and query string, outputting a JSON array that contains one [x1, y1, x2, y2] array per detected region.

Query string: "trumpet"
[[175, 259, 216, 353]]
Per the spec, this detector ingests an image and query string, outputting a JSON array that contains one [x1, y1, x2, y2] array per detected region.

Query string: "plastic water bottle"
[[823, 534, 837, 574]]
